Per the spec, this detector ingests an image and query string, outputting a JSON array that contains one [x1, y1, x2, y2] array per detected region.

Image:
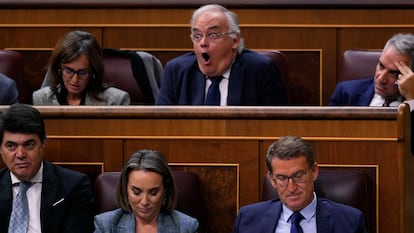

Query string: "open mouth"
[[202, 52, 210, 64]]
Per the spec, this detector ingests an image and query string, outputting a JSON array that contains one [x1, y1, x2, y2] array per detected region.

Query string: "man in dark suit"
[[233, 136, 367, 233], [330, 33, 414, 153], [0, 104, 94, 233], [329, 33, 414, 107], [156, 4, 287, 106], [0, 73, 19, 105]]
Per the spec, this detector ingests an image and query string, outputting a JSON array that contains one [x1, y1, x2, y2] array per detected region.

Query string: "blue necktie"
[[8, 182, 32, 233], [205, 76, 223, 105], [290, 212, 304, 233]]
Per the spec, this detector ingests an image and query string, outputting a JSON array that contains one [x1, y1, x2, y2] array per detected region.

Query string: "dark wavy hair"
[[0, 104, 46, 144], [47, 30, 106, 103]]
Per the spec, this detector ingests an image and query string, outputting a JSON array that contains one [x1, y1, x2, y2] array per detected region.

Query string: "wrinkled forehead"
[[380, 46, 411, 67], [192, 10, 229, 32]]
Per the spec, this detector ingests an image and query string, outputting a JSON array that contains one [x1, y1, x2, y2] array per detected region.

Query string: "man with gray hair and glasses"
[[156, 4, 287, 106], [233, 136, 367, 233], [330, 33, 414, 107], [329, 33, 414, 152]]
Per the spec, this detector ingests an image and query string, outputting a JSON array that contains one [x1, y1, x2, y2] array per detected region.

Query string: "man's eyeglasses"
[[190, 31, 236, 42], [272, 170, 312, 187], [59, 67, 91, 81]]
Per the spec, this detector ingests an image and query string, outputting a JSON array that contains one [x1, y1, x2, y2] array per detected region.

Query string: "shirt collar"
[[282, 191, 317, 222], [204, 64, 232, 80]]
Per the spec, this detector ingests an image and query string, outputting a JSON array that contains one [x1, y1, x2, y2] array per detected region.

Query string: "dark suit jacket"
[[232, 198, 367, 233], [0, 73, 19, 104], [156, 49, 287, 105], [329, 77, 375, 106], [0, 161, 95, 233]]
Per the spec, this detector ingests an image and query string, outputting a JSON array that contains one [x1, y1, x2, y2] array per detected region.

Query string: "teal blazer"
[[94, 208, 199, 233]]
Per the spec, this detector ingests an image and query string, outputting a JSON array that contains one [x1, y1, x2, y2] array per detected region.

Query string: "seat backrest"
[[261, 167, 376, 233], [258, 50, 292, 104], [339, 49, 382, 82], [95, 171, 205, 231], [0, 50, 25, 102], [102, 49, 161, 105]]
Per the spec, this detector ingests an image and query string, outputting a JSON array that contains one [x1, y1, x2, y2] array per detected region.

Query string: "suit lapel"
[[189, 70, 206, 105], [316, 199, 334, 233], [360, 81, 375, 106], [0, 170, 13, 232], [40, 161, 59, 233], [258, 201, 282, 233], [158, 212, 179, 233], [116, 213, 135, 233], [227, 55, 244, 105]]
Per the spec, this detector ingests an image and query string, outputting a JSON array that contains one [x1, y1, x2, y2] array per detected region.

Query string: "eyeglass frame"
[[59, 66, 92, 81], [190, 31, 236, 42], [271, 169, 313, 187]]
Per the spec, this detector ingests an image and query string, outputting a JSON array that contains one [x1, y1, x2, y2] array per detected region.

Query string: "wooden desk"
[[0, 105, 412, 232]]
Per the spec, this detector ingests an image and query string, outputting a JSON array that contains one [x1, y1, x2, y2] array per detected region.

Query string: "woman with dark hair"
[[32, 30, 130, 105], [94, 149, 199, 233]]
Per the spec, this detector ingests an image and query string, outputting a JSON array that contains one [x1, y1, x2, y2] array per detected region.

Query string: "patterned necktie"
[[8, 182, 33, 233], [205, 76, 223, 105], [383, 97, 398, 107], [290, 211, 304, 233]]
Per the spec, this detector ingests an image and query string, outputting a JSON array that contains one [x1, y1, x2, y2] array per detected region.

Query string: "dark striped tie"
[[205, 76, 223, 105], [383, 97, 397, 107]]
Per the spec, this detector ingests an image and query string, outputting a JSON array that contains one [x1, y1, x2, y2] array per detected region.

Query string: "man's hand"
[[395, 61, 414, 100]]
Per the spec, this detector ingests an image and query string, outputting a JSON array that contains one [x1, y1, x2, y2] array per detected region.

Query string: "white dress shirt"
[[205, 67, 231, 106], [275, 192, 317, 233]]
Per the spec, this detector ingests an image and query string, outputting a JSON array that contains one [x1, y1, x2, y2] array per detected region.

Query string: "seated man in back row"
[[329, 33, 414, 152], [156, 4, 287, 106], [233, 136, 367, 233], [329, 33, 414, 107]]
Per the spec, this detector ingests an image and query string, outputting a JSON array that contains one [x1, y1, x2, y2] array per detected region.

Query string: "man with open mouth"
[[156, 4, 287, 106]]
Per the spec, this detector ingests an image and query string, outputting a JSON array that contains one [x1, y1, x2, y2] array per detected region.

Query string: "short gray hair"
[[384, 33, 414, 70], [190, 4, 244, 53]]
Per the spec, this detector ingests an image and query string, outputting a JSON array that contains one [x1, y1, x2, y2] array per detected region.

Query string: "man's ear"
[[231, 33, 240, 50], [267, 172, 277, 188], [311, 163, 319, 182]]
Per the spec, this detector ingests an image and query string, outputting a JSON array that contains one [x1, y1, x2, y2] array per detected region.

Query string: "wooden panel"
[[0, 105, 410, 233], [170, 163, 239, 233]]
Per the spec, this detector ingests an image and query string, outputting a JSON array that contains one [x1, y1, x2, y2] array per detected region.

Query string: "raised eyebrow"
[[5, 139, 36, 146], [5, 141, 18, 145], [192, 28, 201, 33], [23, 139, 36, 144]]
